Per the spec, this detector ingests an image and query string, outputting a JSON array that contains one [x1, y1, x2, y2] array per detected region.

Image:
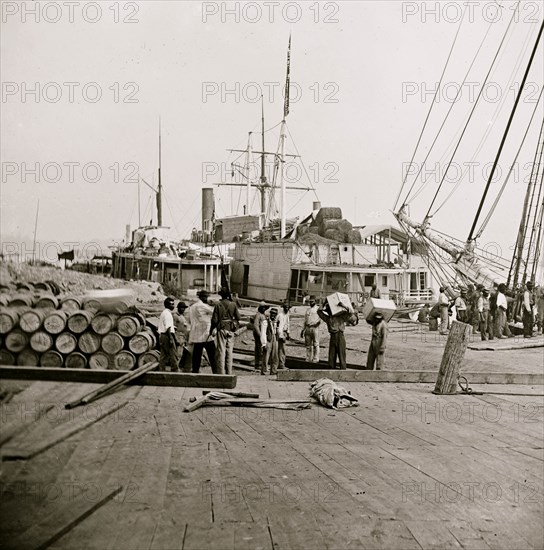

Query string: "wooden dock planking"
[[2, 375, 543, 550], [0, 440, 79, 540]]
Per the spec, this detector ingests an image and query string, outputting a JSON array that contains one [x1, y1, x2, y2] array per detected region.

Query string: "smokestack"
[[202, 188, 215, 233], [313, 201, 321, 211], [125, 224, 131, 244]]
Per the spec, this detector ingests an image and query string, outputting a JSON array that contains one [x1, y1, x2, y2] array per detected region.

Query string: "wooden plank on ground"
[[0, 367, 237, 388], [276, 369, 544, 384], [1, 399, 129, 459], [6, 486, 122, 550]]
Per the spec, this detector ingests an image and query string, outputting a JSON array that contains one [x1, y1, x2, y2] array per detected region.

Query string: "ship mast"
[[157, 118, 163, 226], [279, 34, 291, 238], [260, 96, 267, 217]]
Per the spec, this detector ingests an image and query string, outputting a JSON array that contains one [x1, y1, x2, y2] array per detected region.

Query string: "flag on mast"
[[283, 35, 291, 119]]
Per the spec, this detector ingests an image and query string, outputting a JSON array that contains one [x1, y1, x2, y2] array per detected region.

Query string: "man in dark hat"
[[261, 307, 279, 375], [477, 288, 493, 341], [366, 312, 388, 370], [317, 301, 358, 369], [252, 301, 270, 372], [187, 289, 216, 373], [211, 286, 240, 374], [158, 296, 178, 372], [454, 289, 468, 323], [523, 281, 535, 338]]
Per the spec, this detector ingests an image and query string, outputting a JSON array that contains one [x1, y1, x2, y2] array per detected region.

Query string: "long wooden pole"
[[64, 361, 158, 409]]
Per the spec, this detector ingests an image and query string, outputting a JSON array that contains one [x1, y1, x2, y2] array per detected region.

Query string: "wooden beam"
[[276, 370, 544, 385], [0, 367, 237, 388]]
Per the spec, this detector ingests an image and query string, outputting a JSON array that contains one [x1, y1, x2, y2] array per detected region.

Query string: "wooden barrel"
[[55, 332, 77, 355], [8, 293, 33, 308], [40, 350, 64, 368], [83, 299, 101, 312], [0, 349, 15, 365], [78, 332, 101, 354], [43, 310, 68, 335], [90, 312, 117, 335], [30, 331, 54, 353], [15, 282, 34, 292], [88, 351, 111, 370], [60, 296, 82, 311], [65, 352, 87, 369], [128, 331, 156, 355], [5, 330, 29, 353], [19, 309, 47, 333], [111, 350, 136, 370], [117, 314, 143, 338], [17, 349, 40, 366], [0, 308, 20, 334], [34, 294, 59, 309], [34, 281, 52, 293], [101, 332, 125, 355], [137, 349, 160, 368], [67, 310, 94, 334]]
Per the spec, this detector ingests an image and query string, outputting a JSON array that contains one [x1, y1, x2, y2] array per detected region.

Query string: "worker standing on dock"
[[494, 284, 512, 338], [261, 307, 279, 375], [158, 296, 178, 372], [252, 302, 269, 372], [366, 312, 388, 370], [317, 301, 357, 370], [477, 288, 493, 341], [302, 296, 321, 363], [211, 287, 240, 374], [454, 289, 467, 322], [187, 290, 216, 373], [438, 287, 450, 335], [523, 281, 535, 338], [277, 301, 291, 369], [174, 301, 190, 371]]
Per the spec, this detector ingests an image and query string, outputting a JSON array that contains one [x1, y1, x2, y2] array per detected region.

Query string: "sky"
[[1, 0, 543, 264]]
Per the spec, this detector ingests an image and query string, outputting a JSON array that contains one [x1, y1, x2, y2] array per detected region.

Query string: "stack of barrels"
[[0, 289, 159, 370]]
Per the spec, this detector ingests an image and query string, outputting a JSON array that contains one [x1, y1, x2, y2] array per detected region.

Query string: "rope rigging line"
[[285, 123, 320, 200], [423, 17, 536, 213], [424, 3, 521, 223], [398, 1, 503, 210], [393, 1, 469, 211], [476, 89, 544, 239], [468, 17, 544, 242]]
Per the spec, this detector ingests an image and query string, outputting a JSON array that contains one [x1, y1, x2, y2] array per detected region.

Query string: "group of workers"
[[158, 287, 241, 374], [159, 288, 389, 374], [424, 280, 540, 340]]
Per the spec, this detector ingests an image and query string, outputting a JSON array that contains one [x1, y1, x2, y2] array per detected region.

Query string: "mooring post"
[[433, 320, 473, 395]]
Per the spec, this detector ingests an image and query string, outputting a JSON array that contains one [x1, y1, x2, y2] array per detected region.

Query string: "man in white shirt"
[[158, 296, 178, 372], [454, 290, 467, 323], [302, 296, 321, 362], [438, 287, 450, 335], [277, 302, 291, 370], [494, 283, 512, 338], [187, 290, 216, 373]]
